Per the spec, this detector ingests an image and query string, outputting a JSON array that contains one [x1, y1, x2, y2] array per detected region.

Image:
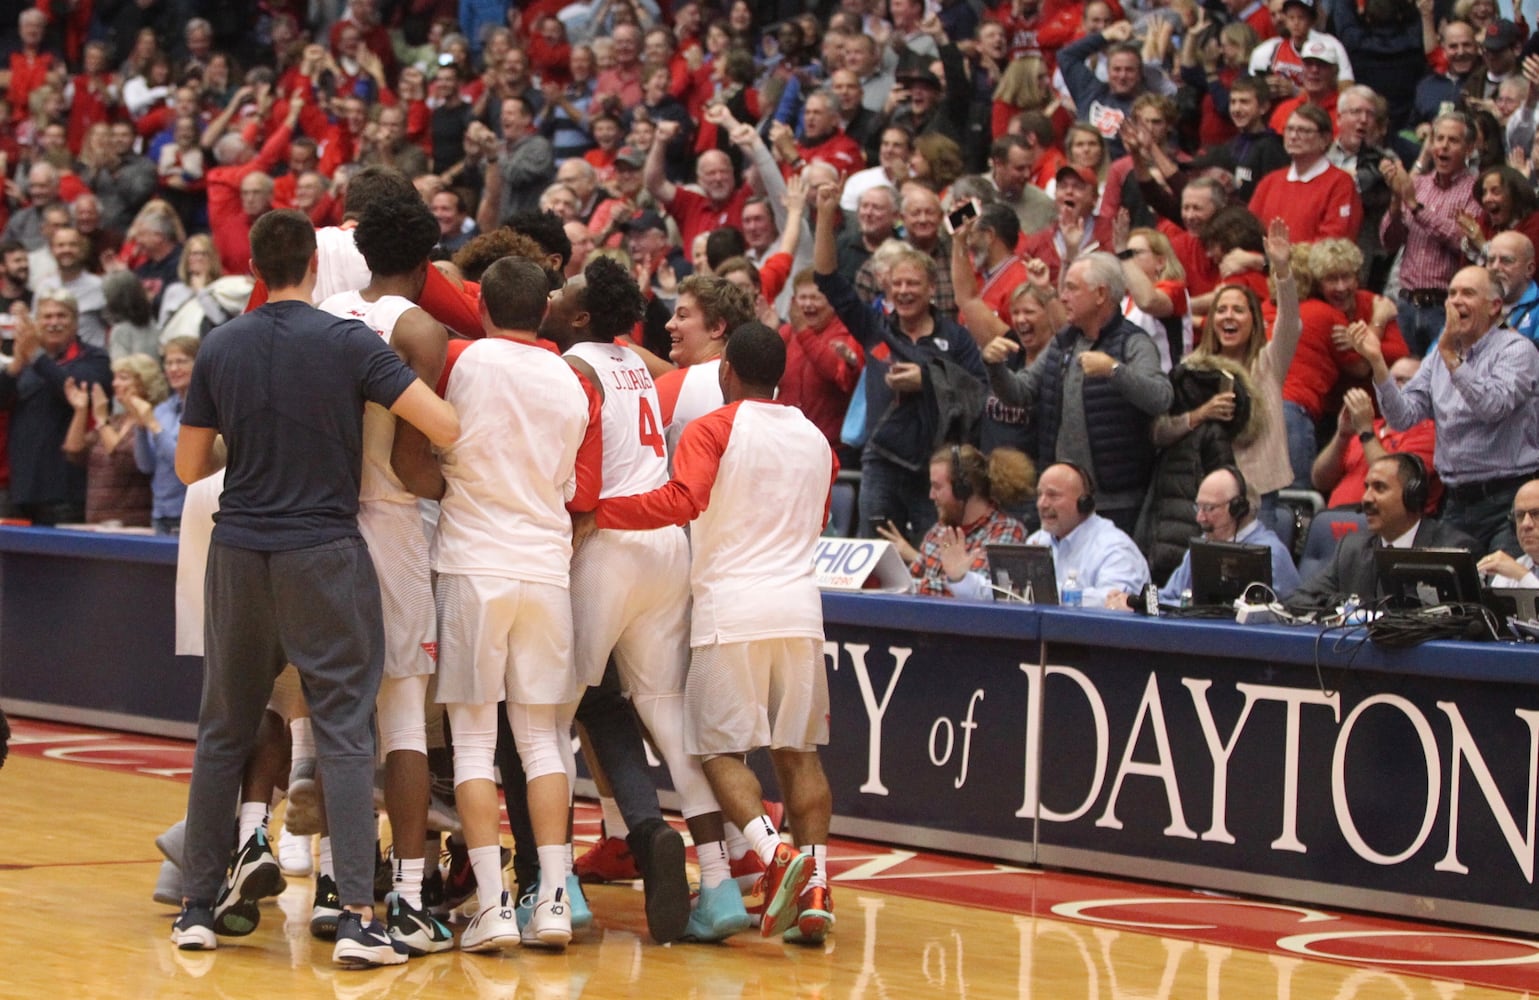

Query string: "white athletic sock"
[[237, 801, 269, 846], [469, 845, 505, 914], [537, 844, 568, 902], [744, 815, 781, 867], [697, 839, 731, 890], [803, 844, 828, 890], [393, 856, 425, 911], [564, 842, 574, 876], [599, 797, 629, 840], [724, 822, 751, 861], [318, 837, 334, 879]]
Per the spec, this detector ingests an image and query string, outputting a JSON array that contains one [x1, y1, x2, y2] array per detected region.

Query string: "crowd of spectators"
[[1, 0, 1539, 602]]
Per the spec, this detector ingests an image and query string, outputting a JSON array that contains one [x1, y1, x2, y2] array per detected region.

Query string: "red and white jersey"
[[656, 358, 722, 461], [597, 399, 834, 645], [319, 289, 417, 505], [567, 340, 669, 497], [313, 224, 371, 303], [433, 337, 603, 585]]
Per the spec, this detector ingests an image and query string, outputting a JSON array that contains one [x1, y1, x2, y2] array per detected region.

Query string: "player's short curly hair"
[[580, 256, 646, 342], [452, 229, 551, 283], [354, 196, 440, 277]]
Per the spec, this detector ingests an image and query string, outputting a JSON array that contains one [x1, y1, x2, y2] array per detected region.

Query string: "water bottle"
[[1062, 570, 1083, 607]]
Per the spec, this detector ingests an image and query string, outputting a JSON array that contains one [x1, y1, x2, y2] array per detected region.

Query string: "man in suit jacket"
[[1287, 453, 1478, 613]]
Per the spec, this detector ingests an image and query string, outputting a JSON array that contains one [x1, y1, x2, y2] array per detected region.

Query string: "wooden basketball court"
[[3, 718, 1534, 999]]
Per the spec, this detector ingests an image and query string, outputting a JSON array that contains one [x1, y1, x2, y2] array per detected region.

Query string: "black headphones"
[[950, 444, 972, 502], [1216, 465, 1251, 522], [1393, 452, 1429, 513], [1059, 461, 1096, 515]]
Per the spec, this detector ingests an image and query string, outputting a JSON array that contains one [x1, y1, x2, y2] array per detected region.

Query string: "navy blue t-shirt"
[[183, 299, 418, 551]]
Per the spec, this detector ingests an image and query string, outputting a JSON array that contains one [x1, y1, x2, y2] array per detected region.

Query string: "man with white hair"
[[556, 159, 606, 225], [645, 123, 750, 251], [982, 252, 1173, 532], [0, 9, 56, 127], [1484, 230, 1539, 345]]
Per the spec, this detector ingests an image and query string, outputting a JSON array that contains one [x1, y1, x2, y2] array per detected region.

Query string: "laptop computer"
[[1189, 539, 1272, 607], [985, 544, 1058, 605]]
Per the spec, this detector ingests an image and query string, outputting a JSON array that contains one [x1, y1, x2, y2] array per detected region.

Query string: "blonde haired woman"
[[1113, 215, 1192, 372], [62, 353, 165, 526]]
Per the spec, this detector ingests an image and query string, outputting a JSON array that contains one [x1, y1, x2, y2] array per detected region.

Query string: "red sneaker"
[[757, 844, 813, 938], [784, 885, 834, 944], [573, 836, 640, 882], [730, 849, 767, 898]]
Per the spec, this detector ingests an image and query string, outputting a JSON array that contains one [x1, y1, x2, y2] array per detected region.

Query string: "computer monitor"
[[1189, 539, 1273, 607], [1479, 586, 1539, 622], [1373, 547, 1483, 609], [985, 544, 1059, 605]]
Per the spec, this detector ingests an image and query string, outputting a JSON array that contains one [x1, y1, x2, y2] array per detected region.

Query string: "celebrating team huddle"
[[165, 178, 836, 969]]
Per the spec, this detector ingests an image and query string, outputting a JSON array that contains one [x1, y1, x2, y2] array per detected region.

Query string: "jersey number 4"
[[638, 397, 665, 457]]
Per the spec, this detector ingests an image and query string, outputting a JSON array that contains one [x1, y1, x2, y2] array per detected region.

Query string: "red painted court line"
[[11, 717, 1539, 993]]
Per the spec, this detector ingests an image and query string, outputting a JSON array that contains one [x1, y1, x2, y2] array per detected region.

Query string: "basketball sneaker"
[[461, 890, 520, 953], [213, 828, 286, 936], [332, 909, 409, 968], [172, 903, 217, 951], [573, 835, 639, 881], [438, 837, 475, 913], [630, 818, 689, 944], [277, 828, 313, 877], [783, 885, 834, 945], [384, 891, 453, 956], [682, 881, 752, 942], [565, 875, 593, 929], [756, 844, 813, 939], [521, 887, 572, 949], [311, 873, 344, 939]]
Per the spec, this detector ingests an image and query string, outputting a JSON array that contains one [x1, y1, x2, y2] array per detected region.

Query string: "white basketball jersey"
[[319, 289, 417, 504], [664, 358, 723, 462], [312, 225, 372, 304], [567, 340, 668, 497]]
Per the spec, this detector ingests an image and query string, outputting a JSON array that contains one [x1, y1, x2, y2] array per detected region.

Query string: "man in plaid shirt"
[[877, 444, 1035, 597]]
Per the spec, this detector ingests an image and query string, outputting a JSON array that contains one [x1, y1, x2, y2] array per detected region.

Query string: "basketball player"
[[317, 195, 453, 956], [579, 322, 838, 945], [654, 275, 756, 457], [545, 256, 747, 942], [392, 255, 603, 952]]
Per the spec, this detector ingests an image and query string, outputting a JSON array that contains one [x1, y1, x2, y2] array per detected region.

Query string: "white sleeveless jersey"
[[312, 225, 371, 304], [319, 289, 417, 505], [663, 358, 723, 463], [567, 341, 668, 497]]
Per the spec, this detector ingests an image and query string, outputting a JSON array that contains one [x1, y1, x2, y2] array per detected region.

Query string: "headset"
[[1390, 452, 1429, 514], [1215, 465, 1251, 522], [950, 444, 988, 503], [1058, 461, 1096, 515]]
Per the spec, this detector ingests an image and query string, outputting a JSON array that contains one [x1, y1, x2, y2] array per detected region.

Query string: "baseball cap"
[[1281, 0, 1315, 14], [614, 146, 645, 169], [1485, 18, 1520, 50], [1299, 38, 1339, 65], [626, 209, 667, 234], [1055, 164, 1097, 188]]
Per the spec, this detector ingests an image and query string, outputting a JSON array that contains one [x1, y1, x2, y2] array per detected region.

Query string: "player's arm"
[[567, 371, 605, 513], [595, 406, 731, 529], [392, 307, 449, 386], [391, 420, 445, 500], [390, 380, 460, 449], [175, 425, 223, 484]]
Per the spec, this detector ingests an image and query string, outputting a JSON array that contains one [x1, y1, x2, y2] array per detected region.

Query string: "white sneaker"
[[521, 887, 572, 949], [277, 826, 313, 877], [461, 891, 520, 953]]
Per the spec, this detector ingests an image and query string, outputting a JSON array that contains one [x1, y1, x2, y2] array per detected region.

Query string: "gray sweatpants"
[[181, 536, 384, 908]]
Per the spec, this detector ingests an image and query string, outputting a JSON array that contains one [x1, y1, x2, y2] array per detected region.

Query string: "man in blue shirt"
[[1483, 231, 1539, 346], [1024, 462, 1150, 607], [1110, 467, 1301, 609]]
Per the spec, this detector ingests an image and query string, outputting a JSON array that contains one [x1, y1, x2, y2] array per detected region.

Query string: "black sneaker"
[[172, 903, 216, 950], [421, 864, 445, 911], [374, 844, 394, 902], [310, 873, 344, 940], [213, 829, 286, 936], [438, 837, 475, 913], [385, 891, 453, 955], [630, 819, 690, 944], [332, 909, 409, 968]]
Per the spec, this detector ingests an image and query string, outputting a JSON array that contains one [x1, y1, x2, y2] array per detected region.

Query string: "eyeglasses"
[[1194, 498, 1240, 516], [1512, 507, 1539, 524], [1283, 125, 1319, 136]]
